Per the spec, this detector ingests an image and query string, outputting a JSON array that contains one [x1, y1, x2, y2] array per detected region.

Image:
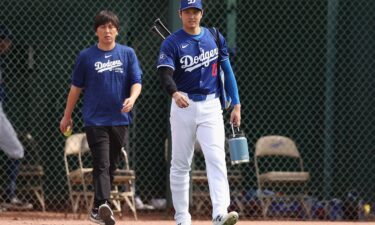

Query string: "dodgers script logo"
[[180, 48, 218, 72], [95, 60, 124, 73], [188, 0, 196, 4]]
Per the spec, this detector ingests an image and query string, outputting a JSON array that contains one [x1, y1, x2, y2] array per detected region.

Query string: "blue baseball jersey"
[[157, 27, 229, 95], [71, 43, 142, 127]]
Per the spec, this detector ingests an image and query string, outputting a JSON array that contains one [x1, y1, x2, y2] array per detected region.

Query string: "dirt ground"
[[0, 212, 374, 225]]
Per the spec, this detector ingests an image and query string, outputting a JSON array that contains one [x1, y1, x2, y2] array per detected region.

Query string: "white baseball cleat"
[[212, 211, 239, 225]]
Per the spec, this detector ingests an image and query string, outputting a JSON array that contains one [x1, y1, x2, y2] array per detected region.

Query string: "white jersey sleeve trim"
[[157, 64, 175, 70]]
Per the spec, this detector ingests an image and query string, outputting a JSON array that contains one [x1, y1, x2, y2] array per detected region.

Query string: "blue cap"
[[0, 25, 13, 40], [180, 0, 203, 11]]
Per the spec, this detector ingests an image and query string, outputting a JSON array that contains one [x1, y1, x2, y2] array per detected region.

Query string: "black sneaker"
[[89, 208, 104, 225], [98, 202, 115, 225]]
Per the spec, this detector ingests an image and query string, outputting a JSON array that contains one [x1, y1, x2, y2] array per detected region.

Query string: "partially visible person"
[[156, 0, 241, 225], [59, 10, 142, 225], [0, 24, 33, 210]]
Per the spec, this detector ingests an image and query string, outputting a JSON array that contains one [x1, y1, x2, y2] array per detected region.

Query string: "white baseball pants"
[[169, 96, 230, 224], [0, 103, 24, 159]]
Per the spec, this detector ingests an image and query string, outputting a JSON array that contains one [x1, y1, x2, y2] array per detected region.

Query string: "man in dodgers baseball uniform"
[[156, 0, 241, 225]]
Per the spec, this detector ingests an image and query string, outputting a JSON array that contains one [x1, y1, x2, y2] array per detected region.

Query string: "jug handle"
[[230, 122, 240, 138]]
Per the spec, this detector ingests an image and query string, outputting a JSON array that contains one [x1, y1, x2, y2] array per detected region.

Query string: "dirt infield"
[[0, 212, 374, 225], [1, 220, 375, 225]]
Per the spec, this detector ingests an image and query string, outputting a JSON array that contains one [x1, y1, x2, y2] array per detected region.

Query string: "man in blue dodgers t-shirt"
[[60, 10, 142, 225]]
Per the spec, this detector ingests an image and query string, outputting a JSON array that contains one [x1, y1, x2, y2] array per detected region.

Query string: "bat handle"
[[151, 26, 166, 40], [154, 18, 171, 35]]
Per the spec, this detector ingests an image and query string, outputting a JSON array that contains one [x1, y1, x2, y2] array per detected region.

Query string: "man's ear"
[[178, 10, 182, 19]]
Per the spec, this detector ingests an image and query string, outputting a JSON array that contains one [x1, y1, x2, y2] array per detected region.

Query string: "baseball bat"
[[151, 18, 171, 40], [151, 25, 166, 40], [154, 18, 171, 35]]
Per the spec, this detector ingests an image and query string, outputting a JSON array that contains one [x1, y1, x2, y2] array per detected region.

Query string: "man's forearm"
[[158, 67, 177, 96], [64, 85, 82, 118], [130, 83, 142, 100]]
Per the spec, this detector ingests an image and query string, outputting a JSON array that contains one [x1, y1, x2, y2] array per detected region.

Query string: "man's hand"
[[122, 83, 142, 112], [172, 92, 189, 108], [122, 97, 136, 112], [60, 116, 73, 134], [230, 104, 241, 127]]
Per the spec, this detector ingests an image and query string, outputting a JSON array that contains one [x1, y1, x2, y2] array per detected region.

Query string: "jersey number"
[[212, 63, 218, 77]]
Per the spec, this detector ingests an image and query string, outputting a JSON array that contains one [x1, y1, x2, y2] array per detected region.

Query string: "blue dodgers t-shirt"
[[71, 43, 142, 126]]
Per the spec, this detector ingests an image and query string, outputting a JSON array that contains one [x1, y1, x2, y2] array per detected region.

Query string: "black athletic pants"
[[85, 126, 129, 208]]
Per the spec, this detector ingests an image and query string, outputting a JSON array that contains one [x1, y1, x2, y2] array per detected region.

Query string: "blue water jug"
[[228, 123, 250, 165]]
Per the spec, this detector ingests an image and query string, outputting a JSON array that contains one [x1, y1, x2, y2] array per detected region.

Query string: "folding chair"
[[17, 132, 45, 211], [254, 135, 310, 218], [64, 133, 93, 216], [110, 147, 137, 220], [64, 133, 137, 219]]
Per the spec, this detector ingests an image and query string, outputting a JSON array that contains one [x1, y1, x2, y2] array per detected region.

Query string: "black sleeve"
[[158, 66, 177, 96]]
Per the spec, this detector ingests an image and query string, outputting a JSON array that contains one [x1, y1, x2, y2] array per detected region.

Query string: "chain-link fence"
[[0, 0, 374, 221]]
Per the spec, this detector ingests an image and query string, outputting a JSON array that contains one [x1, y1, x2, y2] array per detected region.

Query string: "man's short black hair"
[[94, 10, 120, 32]]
